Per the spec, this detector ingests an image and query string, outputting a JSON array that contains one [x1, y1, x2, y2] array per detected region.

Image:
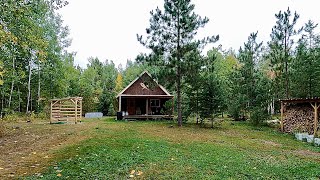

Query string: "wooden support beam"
[[171, 97, 174, 117], [146, 98, 149, 115], [79, 100, 82, 121], [75, 99, 78, 124], [312, 102, 319, 136], [119, 96, 122, 112], [280, 101, 284, 132], [50, 101, 53, 124]]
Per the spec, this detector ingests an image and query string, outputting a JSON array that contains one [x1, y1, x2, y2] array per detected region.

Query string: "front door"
[[127, 99, 135, 115]]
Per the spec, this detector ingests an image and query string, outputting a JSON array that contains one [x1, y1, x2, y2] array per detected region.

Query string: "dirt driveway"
[[0, 120, 97, 179]]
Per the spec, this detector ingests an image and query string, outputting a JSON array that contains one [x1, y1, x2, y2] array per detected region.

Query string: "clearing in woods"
[[0, 117, 320, 179]]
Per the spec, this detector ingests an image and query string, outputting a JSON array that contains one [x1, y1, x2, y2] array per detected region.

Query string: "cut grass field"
[[2, 117, 320, 179]]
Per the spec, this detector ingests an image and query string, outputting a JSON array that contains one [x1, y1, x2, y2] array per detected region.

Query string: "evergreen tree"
[[291, 20, 320, 98], [229, 32, 271, 125], [268, 7, 302, 99], [198, 54, 223, 127], [238, 32, 263, 113], [137, 0, 219, 126]]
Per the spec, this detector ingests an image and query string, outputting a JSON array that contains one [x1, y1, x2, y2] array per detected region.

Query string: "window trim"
[[150, 99, 160, 107]]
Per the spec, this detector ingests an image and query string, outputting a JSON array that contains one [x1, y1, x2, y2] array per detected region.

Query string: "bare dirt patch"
[[0, 120, 98, 179], [293, 149, 320, 158], [261, 140, 282, 147]]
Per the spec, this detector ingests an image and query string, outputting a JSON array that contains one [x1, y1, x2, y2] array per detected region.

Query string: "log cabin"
[[116, 71, 174, 120]]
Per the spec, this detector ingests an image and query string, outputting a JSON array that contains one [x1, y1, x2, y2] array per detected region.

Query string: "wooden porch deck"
[[123, 115, 173, 120]]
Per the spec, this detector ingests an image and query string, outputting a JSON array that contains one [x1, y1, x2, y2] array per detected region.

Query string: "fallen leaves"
[[136, 171, 143, 176], [130, 170, 135, 175], [129, 169, 144, 178]]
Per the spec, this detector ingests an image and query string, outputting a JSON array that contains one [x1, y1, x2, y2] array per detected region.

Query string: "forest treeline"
[[1, 0, 320, 125]]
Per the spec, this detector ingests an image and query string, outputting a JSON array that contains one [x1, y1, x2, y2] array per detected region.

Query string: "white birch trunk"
[[8, 57, 15, 108], [26, 60, 32, 113]]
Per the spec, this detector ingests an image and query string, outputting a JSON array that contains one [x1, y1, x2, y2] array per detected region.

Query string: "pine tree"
[[268, 7, 302, 99], [137, 0, 219, 126], [238, 32, 263, 113], [291, 20, 320, 98]]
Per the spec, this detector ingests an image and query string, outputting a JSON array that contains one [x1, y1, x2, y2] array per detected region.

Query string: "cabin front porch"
[[117, 95, 173, 120]]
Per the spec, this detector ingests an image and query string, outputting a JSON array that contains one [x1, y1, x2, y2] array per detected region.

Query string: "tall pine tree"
[[268, 7, 302, 99], [137, 0, 219, 126]]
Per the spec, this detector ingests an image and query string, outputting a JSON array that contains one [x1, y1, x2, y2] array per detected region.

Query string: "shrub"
[[2, 113, 22, 122], [250, 107, 270, 126], [35, 112, 49, 120]]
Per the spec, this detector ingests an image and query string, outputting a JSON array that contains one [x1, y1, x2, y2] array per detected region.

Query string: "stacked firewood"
[[283, 104, 315, 134]]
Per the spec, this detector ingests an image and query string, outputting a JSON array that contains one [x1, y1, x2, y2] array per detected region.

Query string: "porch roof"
[[118, 94, 173, 98]]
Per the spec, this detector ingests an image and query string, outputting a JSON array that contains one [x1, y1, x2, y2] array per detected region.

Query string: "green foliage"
[[0, 0, 74, 115], [1, 112, 24, 122], [229, 32, 271, 125], [291, 20, 320, 98], [250, 73, 272, 125], [161, 99, 173, 116], [138, 0, 219, 126], [268, 7, 302, 99]]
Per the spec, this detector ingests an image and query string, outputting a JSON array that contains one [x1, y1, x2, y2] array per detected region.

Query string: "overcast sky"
[[59, 0, 320, 68]]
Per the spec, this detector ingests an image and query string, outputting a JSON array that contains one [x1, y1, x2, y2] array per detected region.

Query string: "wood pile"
[[283, 104, 317, 134]]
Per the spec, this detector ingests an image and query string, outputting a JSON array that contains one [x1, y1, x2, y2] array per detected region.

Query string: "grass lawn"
[[25, 117, 320, 179]]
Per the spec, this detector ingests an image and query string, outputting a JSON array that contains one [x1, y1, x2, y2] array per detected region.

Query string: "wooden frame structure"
[[50, 97, 83, 124], [280, 98, 320, 136]]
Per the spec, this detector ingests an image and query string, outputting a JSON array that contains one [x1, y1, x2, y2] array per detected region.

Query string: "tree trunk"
[[37, 62, 41, 111], [285, 60, 289, 99], [26, 60, 32, 113], [308, 35, 312, 97], [1, 87, 4, 118], [18, 86, 21, 112], [176, 5, 182, 127], [177, 66, 182, 126], [8, 57, 15, 108], [284, 31, 289, 99], [196, 89, 199, 124]]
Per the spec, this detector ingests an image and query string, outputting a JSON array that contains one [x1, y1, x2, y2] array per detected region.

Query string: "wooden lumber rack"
[[50, 97, 83, 124], [280, 98, 320, 136]]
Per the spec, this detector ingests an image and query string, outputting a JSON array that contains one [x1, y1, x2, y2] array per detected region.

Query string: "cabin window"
[[150, 99, 160, 107]]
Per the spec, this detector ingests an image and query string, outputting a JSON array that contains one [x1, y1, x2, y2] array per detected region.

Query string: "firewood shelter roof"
[[280, 97, 320, 103]]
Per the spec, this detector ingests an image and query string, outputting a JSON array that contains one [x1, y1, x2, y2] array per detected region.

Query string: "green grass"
[[27, 118, 320, 179]]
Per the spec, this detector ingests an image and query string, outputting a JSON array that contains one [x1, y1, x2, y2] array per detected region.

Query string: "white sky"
[[59, 0, 320, 68]]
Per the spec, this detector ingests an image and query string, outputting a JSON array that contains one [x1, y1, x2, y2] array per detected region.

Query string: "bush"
[[161, 99, 174, 116], [228, 102, 242, 121], [2, 113, 23, 122], [250, 107, 269, 126], [35, 112, 49, 120]]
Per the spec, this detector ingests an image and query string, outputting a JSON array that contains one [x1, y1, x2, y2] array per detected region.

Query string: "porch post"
[[280, 101, 284, 132], [172, 97, 174, 116], [119, 96, 122, 112], [311, 102, 319, 136], [146, 98, 148, 115]]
